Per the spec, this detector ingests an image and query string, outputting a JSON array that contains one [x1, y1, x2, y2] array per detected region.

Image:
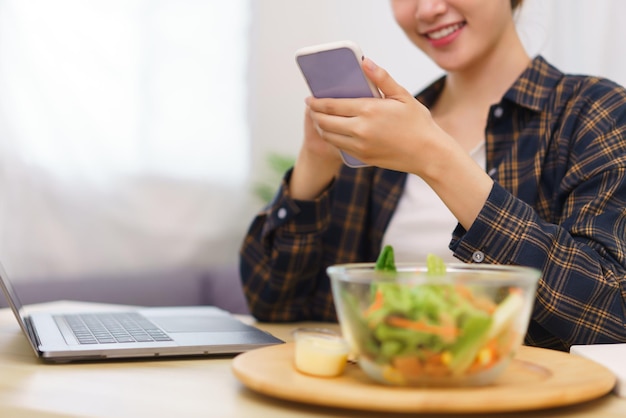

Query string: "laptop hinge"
[[23, 316, 44, 355]]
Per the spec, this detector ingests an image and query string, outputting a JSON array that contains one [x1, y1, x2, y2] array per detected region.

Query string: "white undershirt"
[[381, 142, 486, 263]]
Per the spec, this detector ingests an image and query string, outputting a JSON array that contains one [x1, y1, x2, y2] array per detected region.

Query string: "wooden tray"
[[232, 343, 616, 414]]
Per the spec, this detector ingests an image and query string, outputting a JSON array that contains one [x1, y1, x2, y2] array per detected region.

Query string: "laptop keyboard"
[[59, 312, 173, 344]]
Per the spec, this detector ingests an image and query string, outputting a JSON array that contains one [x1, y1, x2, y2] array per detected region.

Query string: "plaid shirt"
[[240, 56, 626, 351]]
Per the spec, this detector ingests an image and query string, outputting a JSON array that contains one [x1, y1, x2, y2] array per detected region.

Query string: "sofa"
[[0, 264, 250, 315]]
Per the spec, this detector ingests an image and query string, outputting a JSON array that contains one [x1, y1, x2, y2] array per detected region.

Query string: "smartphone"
[[295, 40, 381, 168]]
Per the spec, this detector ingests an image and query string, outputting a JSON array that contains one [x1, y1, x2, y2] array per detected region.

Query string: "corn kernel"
[[441, 351, 453, 366], [477, 348, 493, 366], [382, 365, 406, 385]]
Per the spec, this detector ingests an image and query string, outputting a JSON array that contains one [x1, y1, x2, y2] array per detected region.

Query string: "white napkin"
[[570, 343, 626, 398]]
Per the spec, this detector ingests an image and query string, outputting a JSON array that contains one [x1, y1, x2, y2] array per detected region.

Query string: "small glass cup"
[[292, 327, 350, 377]]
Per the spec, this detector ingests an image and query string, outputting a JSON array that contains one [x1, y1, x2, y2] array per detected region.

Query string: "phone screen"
[[297, 46, 376, 167], [296, 47, 377, 99]]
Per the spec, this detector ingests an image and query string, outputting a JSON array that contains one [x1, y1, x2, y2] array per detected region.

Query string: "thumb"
[[362, 57, 410, 100]]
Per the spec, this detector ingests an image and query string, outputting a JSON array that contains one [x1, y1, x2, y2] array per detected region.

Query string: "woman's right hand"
[[288, 106, 344, 200]]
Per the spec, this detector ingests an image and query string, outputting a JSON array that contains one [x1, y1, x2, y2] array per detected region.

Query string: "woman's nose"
[[414, 0, 448, 22]]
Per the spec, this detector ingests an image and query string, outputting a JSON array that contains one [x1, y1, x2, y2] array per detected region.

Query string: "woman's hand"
[[306, 58, 494, 230], [288, 105, 344, 201], [305, 58, 449, 177], [302, 104, 345, 165]]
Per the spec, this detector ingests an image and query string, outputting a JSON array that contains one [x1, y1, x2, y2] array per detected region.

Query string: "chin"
[[429, 49, 482, 73], [430, 56, 468, 73]]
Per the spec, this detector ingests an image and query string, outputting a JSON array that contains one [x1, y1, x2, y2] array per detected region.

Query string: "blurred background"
[[0, 0, 624, 290]]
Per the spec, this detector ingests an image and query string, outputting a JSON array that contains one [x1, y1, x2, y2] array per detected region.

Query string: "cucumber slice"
[[426, 253, 446, 276], [486, 291, 524, 340]]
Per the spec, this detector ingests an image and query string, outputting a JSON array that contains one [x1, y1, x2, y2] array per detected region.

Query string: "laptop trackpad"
[[151, 317, 252, 333]]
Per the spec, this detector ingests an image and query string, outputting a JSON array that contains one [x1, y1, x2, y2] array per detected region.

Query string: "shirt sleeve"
[[451, 130, 626, 351], [239, 168, 338, 322]]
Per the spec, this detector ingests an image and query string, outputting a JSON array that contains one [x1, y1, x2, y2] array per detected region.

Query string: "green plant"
[[253, 152, 295, 204]]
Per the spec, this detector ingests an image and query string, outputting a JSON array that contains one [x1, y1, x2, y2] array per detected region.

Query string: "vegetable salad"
[[345, 246, 525, 385]]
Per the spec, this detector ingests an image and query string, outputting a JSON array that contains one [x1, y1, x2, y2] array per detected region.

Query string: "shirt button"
[[493, 106, 504, 118], [472, 251, 485, 263], [277, 207, 287, 219]]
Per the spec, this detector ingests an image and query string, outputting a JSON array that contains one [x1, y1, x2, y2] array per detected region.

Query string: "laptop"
[[0, 262, 283, 363]]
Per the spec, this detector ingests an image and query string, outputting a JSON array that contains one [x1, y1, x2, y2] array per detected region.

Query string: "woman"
[[239, 0, 626, 351]]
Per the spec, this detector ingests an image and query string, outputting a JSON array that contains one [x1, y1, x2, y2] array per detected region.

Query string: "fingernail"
[[364, 58, 378, 72]]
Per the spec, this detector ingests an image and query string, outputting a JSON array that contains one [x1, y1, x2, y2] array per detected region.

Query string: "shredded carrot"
[[386, 316, 460, 339], [363, 289, 384, 317], [423, 352, 450, 377], [393, 352, 453, 379], [498, 329, 520, 355], [467, 339, 501, 374], [454, 284, 474, 301], [455, 284, 497, 313], [472, 295, 497, 314], [392, 355, 423, 377]]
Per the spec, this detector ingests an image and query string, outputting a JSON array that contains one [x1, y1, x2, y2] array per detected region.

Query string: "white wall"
[[0, 1, 253, 281], [246, 0, 438, 194]]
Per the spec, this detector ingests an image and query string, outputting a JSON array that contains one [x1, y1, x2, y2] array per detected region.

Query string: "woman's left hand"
[[307, 58, 494, 231], [305, 58, 451, 177]]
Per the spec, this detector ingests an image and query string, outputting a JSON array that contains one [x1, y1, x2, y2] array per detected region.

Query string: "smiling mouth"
[[425, 22, 466, 40]]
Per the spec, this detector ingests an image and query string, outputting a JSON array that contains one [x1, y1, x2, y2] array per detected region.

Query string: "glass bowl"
[[327, 263, 540, 387]]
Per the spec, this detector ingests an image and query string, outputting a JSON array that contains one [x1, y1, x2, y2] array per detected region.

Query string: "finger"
[[307, 96, 374, 117], [361, 58, 412, 101], [317, 128, 360, 155], [309, 109, 358, 138]]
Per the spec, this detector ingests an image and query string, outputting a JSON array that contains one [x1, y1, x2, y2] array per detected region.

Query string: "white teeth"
[[427, 23, 463, 40]]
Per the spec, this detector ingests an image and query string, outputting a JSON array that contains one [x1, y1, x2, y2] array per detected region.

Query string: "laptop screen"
[[0, 261, 40, 353]]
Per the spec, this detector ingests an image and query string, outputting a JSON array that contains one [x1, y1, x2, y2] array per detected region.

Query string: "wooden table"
[[0, 301, 624, 418]]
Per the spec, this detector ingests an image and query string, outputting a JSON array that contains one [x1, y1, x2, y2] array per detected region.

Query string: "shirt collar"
[[415, 55, 564, 113], [502, 55, 564, 112]]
